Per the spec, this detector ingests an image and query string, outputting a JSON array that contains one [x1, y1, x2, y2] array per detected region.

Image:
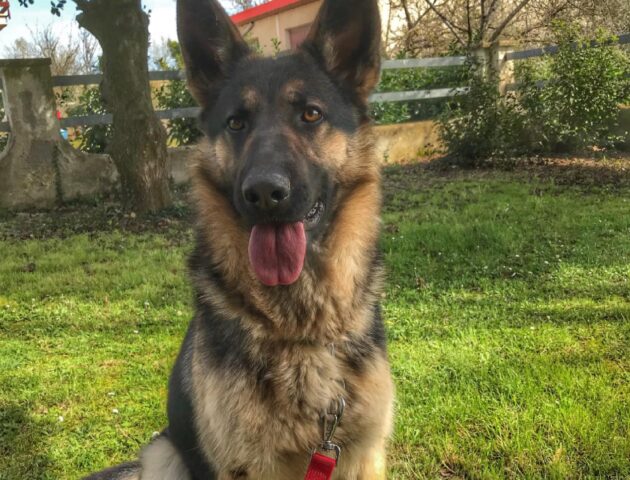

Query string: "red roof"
[[231, 0, 319, 26]]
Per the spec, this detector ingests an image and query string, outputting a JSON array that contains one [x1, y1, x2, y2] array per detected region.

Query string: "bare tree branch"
[[518, 0, 572, 38], [5, 23, 83, 75], [423, 0, 467, 46], [466, 0, 475, 45], [77, 28, 99, 73], [385, 0, 629, 56], [227, 0, 261, 12], [489, 0, 533, 42], [400, 0, 415, 30]]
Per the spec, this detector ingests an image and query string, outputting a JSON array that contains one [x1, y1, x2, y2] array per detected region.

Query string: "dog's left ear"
[[302, 0, 382, 102]]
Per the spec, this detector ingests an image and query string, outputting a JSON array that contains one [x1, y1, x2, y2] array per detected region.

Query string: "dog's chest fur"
[[188, 315, 391, 478]]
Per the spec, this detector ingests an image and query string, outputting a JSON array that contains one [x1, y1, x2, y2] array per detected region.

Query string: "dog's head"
[[178, 0, 382, 288]]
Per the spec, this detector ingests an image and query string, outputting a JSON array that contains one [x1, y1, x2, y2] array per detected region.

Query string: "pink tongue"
[[248, 222, 306, 286]]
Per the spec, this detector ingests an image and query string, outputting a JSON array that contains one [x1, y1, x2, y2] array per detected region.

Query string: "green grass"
[[1, 165, 629, 479]]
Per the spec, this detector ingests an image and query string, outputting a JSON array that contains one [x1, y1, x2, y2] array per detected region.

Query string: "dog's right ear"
[[177, 0, 250, 108], [302, 0, 381, 103]]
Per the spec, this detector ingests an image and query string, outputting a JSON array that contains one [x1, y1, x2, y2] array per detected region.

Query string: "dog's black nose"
[[242, 172, 291, 211]]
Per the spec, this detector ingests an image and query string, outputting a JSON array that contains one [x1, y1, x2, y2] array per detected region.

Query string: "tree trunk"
[[75, 0, 172, 212]]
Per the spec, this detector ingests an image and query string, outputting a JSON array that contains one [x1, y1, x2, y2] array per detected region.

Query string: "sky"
[[1, 0, 234, 50]]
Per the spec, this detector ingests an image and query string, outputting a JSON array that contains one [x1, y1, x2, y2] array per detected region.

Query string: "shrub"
[[438, 58, 531, 165], [153, 40, 202, 147], [439, 23, 630, 164], [67, 87, 112, 154], [518, 23, 630, 152]]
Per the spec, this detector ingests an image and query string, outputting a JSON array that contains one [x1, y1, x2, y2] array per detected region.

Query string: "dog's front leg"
[[354, 444, 388, 480]]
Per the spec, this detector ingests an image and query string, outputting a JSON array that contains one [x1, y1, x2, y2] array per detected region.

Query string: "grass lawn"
[[0, 161, 629, 479]]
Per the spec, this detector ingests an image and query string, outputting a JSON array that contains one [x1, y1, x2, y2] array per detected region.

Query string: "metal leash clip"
[[319, 396, 345, 462]]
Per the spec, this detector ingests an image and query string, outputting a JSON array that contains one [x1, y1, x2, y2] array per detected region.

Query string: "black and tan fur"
[[85, 0, 393, 478]]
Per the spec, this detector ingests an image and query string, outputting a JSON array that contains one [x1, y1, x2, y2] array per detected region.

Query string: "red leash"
[[304, 452, 337, 480], [304, 397, 345, 480]]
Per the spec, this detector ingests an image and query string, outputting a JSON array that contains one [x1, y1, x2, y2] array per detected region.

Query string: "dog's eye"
[[227, 117, 246, 131], [301, 107, 324, 124]]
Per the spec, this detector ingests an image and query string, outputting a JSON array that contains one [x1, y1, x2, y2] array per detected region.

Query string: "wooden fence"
[[1, 33, 629, 133]]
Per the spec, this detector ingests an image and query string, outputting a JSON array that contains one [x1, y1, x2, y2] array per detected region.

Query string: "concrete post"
[[0, 58, 116, 210], [0, 59, 60, 208], [491, 40, 517, 95], [473, 41, 517, 95], [473, 44, 493, 79]]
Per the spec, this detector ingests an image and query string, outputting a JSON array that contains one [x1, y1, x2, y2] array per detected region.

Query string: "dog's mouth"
[[248, 201, 325, 287]]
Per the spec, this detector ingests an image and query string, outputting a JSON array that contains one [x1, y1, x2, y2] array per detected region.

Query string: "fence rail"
[[505, 32, 630, 61], [382, 56, 466, 69], [57, 106, 202, 129], [50, 56, 466, 88], [52, 70, 187, 87], [371, 87, 468, 103], [1, 32, 628, 133]]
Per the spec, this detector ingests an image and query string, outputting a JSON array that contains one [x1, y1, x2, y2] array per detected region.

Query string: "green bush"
[[67, 87, 112, 154], [153, 40, 202, 146], [440, 23, 630, 164], [518, 23, 630, 152], [438, 59, 531, 165]]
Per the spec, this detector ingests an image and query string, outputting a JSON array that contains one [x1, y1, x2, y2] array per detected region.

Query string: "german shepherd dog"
[[86, 0, 393, 478]]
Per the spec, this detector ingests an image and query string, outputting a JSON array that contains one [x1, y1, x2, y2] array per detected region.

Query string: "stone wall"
[[375, 120, 442, 163]]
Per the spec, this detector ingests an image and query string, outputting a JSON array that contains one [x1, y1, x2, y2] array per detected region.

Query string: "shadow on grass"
[[0, 402, 53, 479], [0, 190, 193, 241]]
